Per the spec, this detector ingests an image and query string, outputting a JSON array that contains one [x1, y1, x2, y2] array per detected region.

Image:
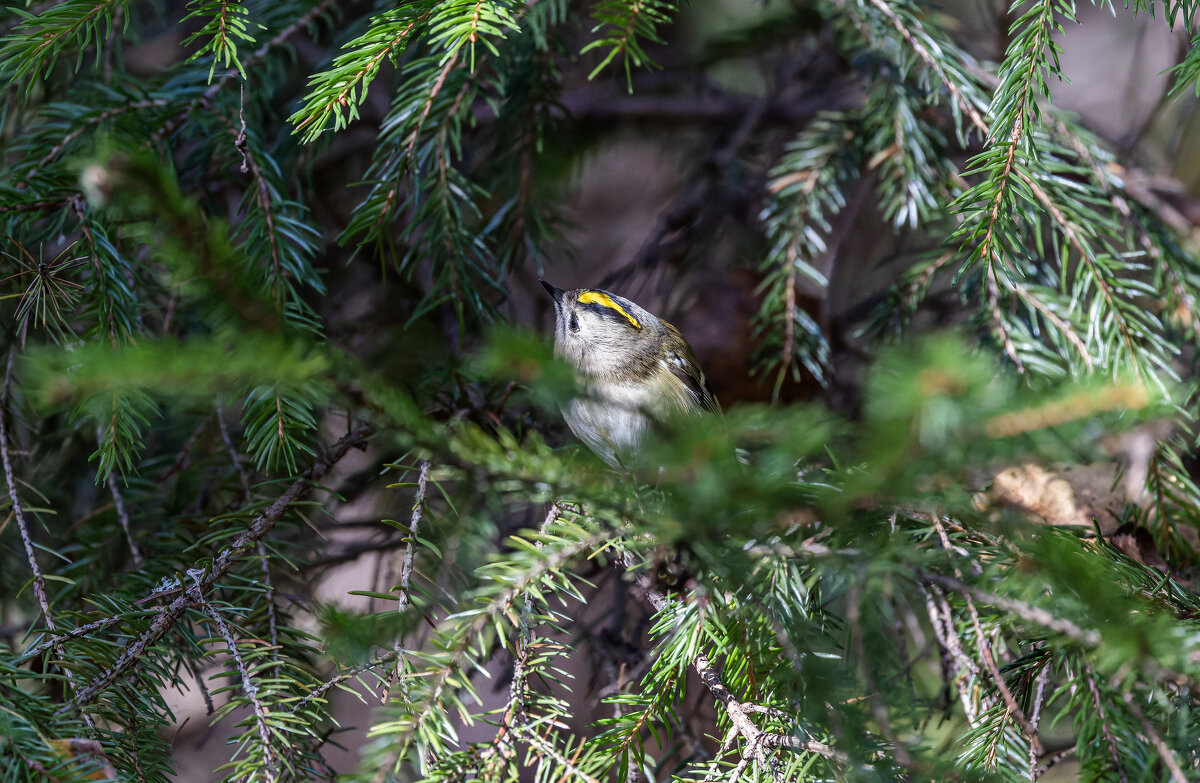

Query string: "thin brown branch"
[[0, 198, 73, 214], [978, 640, 1039, 757], [1083, 665, 1126, 783], [987, 266, 1023, 373], [404, 51, 461, 163], [1120, 687, 1186, 783], [58, 422, 376, 716]]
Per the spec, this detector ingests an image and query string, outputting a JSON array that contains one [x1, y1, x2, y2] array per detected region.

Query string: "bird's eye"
[[568, 313, 579, 332]]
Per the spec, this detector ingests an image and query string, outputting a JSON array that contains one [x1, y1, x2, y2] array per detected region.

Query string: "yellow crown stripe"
[[578, 291, 641, 329]]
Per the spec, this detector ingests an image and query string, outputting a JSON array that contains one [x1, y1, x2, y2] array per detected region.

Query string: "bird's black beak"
[[539, 279, 564, 305]]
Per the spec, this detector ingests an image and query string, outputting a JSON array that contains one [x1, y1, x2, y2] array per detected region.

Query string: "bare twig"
[[396, 461, 429, 616], [1035, 746, 1076, 778], [256, 540, 280, 679], [58, 423, 375, 715], [216, 403, 253, 501], [106, 472, 144, 568], [17, 615, 122, 662], [292, 650, 401, 715], [190, 570, 279, 782], [383, 460, 429, 705], [1029, 664, 1049, 781], [99, 419, 143, 568], [922, 585, 985, 722], [1, 350, 54, 631], [919, 572, 1102, 648]]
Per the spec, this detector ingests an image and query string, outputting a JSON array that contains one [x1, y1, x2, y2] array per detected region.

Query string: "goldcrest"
[[540, 280, 719, 468]]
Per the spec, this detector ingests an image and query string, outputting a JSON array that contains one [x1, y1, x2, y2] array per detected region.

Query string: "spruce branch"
[[291, 6, 435, 142], [371, 523, 608, 775], [403, 51, 461, 162], [977, 634, 1039, 760], [0, 0, 131, 85], [1006, 278, 1093, 370], [69, 196, 122, 348], [58, 422, 376, 716], [583, 0, 674, 88], [860, 0, 989, 137], [846, 582, 913, 769], [621, 550, 844, 774], [1015, 171, 1142, 373], [183, 0, 257, 82], [22, 98, 167, 187]]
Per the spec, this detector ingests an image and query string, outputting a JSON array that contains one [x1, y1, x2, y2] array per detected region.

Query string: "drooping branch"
[[58, 422, 376, 715]]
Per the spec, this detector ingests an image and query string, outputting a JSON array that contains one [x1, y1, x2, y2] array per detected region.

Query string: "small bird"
[[540, 280, 719, 468]]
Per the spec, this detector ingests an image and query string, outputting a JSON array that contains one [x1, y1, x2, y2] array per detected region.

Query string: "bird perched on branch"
[[540, 280, 719, 469]]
